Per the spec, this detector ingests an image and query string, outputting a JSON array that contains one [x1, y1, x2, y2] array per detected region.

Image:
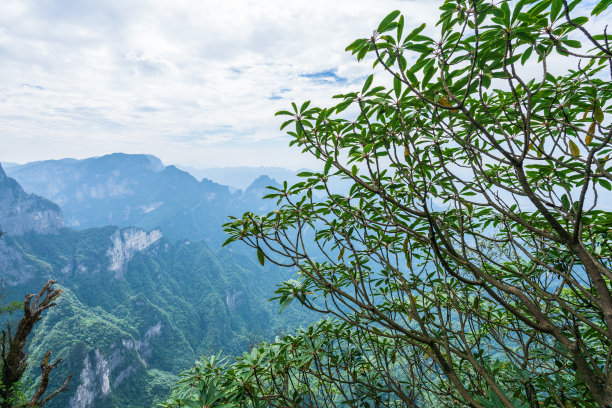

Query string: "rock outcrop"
[[107, 228, 162, 278], [0, 163, 64, 235]]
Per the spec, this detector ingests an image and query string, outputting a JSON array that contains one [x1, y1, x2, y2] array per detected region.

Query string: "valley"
[[0, 155, 309, 407]]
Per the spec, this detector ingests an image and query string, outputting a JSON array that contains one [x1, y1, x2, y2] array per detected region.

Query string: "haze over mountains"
[[176, 165, 304, 191], [4, 153, 287, 247], [0, 155, 311, 407]]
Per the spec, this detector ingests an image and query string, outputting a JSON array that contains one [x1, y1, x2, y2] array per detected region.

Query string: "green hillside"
[[1, 227, 308, 407]]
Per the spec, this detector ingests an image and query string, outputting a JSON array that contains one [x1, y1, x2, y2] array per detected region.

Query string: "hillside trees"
[[163, 0, 612, 406], [0, 281, 71, 407]]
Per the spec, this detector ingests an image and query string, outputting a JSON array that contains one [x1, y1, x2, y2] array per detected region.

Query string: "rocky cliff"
[[0, 163, 63, 235], [0, 160, 311, 408]]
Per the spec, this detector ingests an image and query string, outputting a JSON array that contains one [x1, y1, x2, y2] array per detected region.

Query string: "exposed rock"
[[0, 163, 64, 236], [69, 349, 111, 408], [226, 289, 244, 312], [106, 228, 162, 278], [122, 321, 162, 365]]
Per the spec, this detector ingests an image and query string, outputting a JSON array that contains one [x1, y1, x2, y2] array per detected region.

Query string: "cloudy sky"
[[0, 0, 441, 169]]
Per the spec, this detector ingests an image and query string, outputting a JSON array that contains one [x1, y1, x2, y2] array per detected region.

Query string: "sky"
[[0, 0, 440, 170]]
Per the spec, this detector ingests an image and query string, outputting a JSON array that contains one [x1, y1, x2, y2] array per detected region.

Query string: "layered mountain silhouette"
[[5, 154, 281, 247], [0, 161, 310, 408]]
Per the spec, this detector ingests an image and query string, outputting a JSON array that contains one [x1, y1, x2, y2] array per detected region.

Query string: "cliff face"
[[69, 321, 162, 408], [0, 163, 64, 235], [107, 228, 163, 278], [8, 227, 291, 408]]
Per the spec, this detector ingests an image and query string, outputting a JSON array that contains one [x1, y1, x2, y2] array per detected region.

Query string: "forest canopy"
[[162, 0, 612, 406]]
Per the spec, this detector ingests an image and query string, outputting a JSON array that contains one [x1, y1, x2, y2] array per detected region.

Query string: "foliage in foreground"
[[0, 281, 71, 408], [164, 0, 612, 406]]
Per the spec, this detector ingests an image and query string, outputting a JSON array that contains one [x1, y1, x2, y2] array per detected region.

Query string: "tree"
[[163, 0, 612, 406], [0, 280, 72, 407]]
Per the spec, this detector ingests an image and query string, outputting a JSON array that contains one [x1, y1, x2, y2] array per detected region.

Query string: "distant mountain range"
[[176, 165, 304, 191], [4, 154, 282, 247], [0, 160, 311, 408]]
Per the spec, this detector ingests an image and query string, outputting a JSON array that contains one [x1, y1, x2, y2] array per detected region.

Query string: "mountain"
[[0, 161, 22, 168], [0, 163, 63, 236], [176, 165, 303, 191], [5, 154, 281, 247], [0, 164, 310, 407]]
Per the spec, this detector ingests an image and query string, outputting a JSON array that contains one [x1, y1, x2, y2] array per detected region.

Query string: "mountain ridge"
[[4, 154, 282, 246], [0, 161, 310, 408]]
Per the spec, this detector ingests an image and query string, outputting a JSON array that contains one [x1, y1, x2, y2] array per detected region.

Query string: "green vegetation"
[[163, 0, 612, 406], [0, 226, 311, 408], [0, 281, 71, 408]]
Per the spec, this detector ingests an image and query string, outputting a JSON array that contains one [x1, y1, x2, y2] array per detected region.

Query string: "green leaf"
[[324, 156, 334, 174], [600, 179, 612, 191], [222, 236, 235, 247], [345, 38, 366, 52], [515, 31, 536, 44], [561, 194, 571, 210], [551, 0, 563, 21], [378, 10, 401, 33], [501, 1, 511, 26], [362, 74, 374, 94], [405, 70, 418, 85], [422, 66, 435, 88], [521, 46, 534, 65], [592, 0, 612, 16], [406, 43, 432, 54], [529, 1, 549, 17], [512, 0, 526, 23], [257, 247, 265, 266], [397, 15, 405, 41], [561, 39, 581, 48], [275, 110, 294, 116], [336, 100, 353, 113], [405, 23, 426, 42], [300, 100, 311, 113], [393, 76, 402, 98], [179, 400, 204, 408]]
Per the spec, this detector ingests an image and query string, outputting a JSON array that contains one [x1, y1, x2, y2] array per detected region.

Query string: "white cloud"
[[0, 0, 441, 169], [4, 1, 608, 170]]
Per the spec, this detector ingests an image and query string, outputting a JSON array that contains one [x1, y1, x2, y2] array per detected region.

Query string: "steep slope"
[[0, 163, 63, 235], [5, 154, 279, 246], [4, 227, 295, 408], [0, 163, 309, 408]]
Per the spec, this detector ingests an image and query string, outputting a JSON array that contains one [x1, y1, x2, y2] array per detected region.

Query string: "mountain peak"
[[247, 175, 279, 190], [92, 153, 165, 173]]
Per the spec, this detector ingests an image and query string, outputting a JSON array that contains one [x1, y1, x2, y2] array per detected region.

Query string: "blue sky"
[[0, 0, 440, 169]]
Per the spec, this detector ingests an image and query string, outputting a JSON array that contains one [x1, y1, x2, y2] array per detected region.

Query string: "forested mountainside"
[[4, 154, 280, 247], [0, 163, 309, 407]]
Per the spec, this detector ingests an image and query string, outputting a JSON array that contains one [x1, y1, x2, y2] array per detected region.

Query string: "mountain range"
[[0, 157, 310, 408], [4, 154, 282, 247], [175, 165, 303, 191]]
